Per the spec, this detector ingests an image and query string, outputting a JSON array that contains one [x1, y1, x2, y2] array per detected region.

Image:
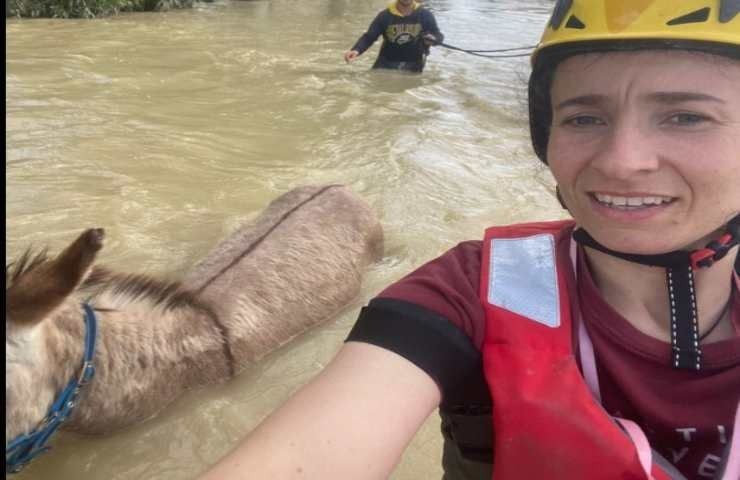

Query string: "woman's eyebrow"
[[554, 92, 726, 111], [554, 94, 607, 110], [644, 91, 726, 105]]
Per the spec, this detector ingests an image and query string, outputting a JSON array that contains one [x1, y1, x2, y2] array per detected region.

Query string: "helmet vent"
[[720, 0, 740, 23], [667, 7, 711, 26], [565, 15, 586, 29], [549, 0, 573, 30]]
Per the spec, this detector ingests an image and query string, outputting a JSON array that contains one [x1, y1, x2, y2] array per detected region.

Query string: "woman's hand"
[[344, 50, 360, 63]]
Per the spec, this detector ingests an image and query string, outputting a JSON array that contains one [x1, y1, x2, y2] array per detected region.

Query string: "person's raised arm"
[[345, 11, 387, 63], [198, 340, 441, 479]]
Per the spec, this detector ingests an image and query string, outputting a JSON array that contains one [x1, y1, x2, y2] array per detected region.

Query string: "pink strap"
[[721, 401, 740, 480], [719, 275, 739, 478], [578, 317, 602, 403], [570, 239, 602, 403], [615, 417, 655, 480], [571, 238, 654, 479]]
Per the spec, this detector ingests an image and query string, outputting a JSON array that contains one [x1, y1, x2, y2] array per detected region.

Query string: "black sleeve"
[[422, 9, 444, 44], [351, 11, 387, 55], [346, 297, 481, 400]]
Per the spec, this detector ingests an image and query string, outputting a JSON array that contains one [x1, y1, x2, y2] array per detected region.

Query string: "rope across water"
[[434, 41, 536, 59]]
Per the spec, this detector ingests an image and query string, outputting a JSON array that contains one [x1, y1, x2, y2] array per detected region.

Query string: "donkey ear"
[[6, 228, 105, 326]]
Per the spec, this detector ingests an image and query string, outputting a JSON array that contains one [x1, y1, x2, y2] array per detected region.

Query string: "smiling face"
[[547, 50, 740, 255]]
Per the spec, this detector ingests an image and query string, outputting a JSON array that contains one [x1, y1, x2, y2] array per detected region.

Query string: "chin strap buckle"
[[690, 233, 735, 269]]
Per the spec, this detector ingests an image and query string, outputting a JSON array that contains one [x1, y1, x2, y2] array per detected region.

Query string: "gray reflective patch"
[[488, 234, 560, 328]]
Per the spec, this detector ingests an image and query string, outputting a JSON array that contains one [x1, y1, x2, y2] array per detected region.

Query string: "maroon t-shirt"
[[347, 241, 740, 479]]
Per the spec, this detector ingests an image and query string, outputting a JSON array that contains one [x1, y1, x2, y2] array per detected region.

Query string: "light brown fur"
[[5, 185, 383, 441]]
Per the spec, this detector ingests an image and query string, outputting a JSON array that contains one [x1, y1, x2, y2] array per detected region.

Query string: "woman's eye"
[[666, 112, 709, 125], [563, 115, 605, 126]]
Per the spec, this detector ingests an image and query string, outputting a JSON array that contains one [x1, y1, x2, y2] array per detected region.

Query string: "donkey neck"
[[56, 292, 233, 435], [5, 301, 86, 441]]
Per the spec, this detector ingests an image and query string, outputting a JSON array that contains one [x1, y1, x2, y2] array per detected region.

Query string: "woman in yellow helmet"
[[200, 2, 739, 479]]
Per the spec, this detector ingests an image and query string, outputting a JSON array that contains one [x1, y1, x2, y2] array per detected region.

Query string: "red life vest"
[[479, 220, 677, 480]]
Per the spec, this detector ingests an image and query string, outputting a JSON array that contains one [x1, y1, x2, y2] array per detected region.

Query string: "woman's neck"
[[583, 246, 737, 343]]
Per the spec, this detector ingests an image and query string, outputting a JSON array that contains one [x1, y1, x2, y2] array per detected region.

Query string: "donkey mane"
[[5, 249, 204, 315], [82, 268, 207, 314], [82, 267, 236, 374]]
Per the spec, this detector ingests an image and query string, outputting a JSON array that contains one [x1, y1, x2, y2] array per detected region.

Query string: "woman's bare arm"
[[198, 341, 442, 479]]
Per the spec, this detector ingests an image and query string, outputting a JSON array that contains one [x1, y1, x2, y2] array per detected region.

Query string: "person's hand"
[[423, 33, 438, 46], [344, 50, 359, 63]]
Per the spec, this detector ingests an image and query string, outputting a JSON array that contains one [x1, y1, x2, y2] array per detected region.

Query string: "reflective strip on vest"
[[488, 234, 560, 328]]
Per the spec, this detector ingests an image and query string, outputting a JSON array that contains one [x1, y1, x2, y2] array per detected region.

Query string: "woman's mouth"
[[591, 193, 676, 210]]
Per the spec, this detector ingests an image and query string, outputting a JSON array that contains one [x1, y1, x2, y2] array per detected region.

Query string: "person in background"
[[343, 0, 444, 73], [201, 1, 739, 479]]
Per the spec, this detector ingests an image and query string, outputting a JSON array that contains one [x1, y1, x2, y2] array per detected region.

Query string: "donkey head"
[[5, 228, 104, 441]]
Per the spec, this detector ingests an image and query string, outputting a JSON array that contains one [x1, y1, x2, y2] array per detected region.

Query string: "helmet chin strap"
[[573, 214, 740, 371]]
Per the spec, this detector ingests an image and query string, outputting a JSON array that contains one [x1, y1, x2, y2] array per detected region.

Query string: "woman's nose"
[[590, 122, 660, 180]]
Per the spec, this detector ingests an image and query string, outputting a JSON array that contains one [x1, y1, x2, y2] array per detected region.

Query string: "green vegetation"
[[7, 0, 198, 18]]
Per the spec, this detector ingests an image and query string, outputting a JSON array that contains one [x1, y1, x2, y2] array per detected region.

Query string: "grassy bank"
[[7, 0, 198, 18]]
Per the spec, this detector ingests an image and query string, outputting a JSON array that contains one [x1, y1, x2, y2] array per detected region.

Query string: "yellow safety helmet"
[[528, 0, 740, 163]]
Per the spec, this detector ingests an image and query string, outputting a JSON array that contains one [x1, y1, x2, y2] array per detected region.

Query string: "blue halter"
[[5, 303, 98, 474]]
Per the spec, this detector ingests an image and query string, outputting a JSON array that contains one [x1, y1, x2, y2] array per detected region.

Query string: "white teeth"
[[593, 193, 673, 208], [612, 196, 627, 206], [643, 196, 662, 205]]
